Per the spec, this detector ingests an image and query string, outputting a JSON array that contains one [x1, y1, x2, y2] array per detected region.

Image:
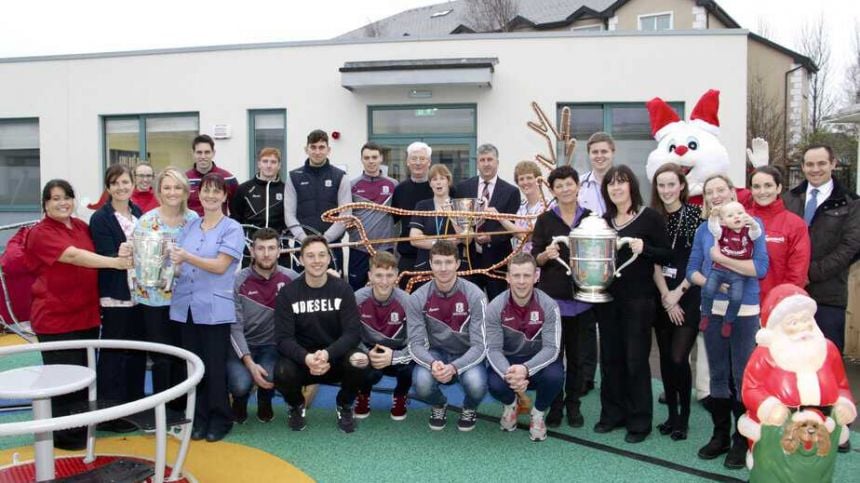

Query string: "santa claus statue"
[[739, 283, 856, 482], [645, 89, 769, 205]]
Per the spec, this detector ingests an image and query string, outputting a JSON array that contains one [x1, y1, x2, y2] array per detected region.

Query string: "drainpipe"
[[784, 64, 805, 166]]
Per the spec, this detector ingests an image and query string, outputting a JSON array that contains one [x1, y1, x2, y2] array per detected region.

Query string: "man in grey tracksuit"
[[485, 253, 562, 442], [228, 229, 299, 423], [407, 240, 487, 432]]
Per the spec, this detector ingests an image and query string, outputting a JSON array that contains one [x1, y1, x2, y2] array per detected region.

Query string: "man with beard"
[[229, 228, 298, 423], [739, 283, 856, 477]]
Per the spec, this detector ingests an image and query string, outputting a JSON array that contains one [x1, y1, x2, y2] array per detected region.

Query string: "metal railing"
[[0, 340, 204, 482]]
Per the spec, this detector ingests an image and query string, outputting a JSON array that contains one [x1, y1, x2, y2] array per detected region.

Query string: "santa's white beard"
[[770, 330, 827, 373]]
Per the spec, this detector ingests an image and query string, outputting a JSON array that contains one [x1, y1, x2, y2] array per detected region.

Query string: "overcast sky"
[[1, 0, 857, 101]]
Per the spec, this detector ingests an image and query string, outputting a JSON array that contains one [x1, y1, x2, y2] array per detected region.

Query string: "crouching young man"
[[273, 235, 363, 433], [485, 253, 563, 441], [351, 251, 416, 420], [407, 240, 488, 431]]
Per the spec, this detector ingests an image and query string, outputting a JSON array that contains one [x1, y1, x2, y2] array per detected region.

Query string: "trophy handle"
[[550, 236, 572, 275], [613, 237, 639, 278]]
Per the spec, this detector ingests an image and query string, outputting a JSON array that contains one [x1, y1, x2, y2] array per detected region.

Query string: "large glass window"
[[0, 119, 40, 210], [639, 13, 673, 31], [249, 109, 287, 178], [104, 113, 199, 173], [557, 102, 684, 203], [369, 105, 477, 183]]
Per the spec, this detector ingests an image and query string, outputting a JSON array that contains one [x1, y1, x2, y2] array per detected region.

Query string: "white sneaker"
[[500, 402, 518, 432], [529, 407, 547, 442]]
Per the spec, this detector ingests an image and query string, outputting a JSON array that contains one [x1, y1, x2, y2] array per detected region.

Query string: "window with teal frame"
[[248, 109, 287, 179], [557, 102, 685, 203], [368, 104, 477, 183], [0, 118, 40, 212], [102, 113, 199, 175]]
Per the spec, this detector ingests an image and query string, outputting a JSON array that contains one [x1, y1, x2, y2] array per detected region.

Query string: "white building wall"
[[0, 31, 749, 213]]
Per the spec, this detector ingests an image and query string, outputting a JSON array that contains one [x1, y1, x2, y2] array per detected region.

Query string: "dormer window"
[[638, 12, 673, 31], [431, 9, 453, 18]]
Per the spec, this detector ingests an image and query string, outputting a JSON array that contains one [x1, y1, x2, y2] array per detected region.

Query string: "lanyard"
[[435, 215, 445, 235], [669, 205, 686, 250]]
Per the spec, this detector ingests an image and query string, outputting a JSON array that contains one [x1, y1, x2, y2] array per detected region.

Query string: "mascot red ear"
[[647, 97, 681, 140], [690, 89, 721, 136]]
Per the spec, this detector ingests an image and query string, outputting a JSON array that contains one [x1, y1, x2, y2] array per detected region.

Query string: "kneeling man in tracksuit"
[[486, 253, 562, 442], [351, 251, 416, 420], [407, 240, 488, 431]]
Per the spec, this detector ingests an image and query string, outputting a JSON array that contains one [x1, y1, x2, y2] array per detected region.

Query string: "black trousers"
[[551, 311, 596, 410], [140, 305, 186, 411], [97, 305, 146, 405], [179, 313, 232, 433], [397, 254, 417, 290], [37, 327, 100, 446], [582, 319, 598, 386], [361, 362, 414, 396], [594, 297, 656, 435], [274, 349, 364, 408]]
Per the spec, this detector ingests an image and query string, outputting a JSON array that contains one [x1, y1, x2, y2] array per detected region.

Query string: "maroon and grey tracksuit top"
[[350, 173, 397, 252], [406, 278, 487, 374], [485, 288, 561, 378], [354, 286, 415, 365], [230, 266, 298, 358]]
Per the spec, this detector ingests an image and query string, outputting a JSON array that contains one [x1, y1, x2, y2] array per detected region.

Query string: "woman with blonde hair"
[[132, 167, 198, 410], [686, 173, 767, 469]]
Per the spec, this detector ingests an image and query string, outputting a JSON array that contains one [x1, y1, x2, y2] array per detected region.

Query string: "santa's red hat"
[[756, 283, 818, 346], [646, 97, 681, 140]]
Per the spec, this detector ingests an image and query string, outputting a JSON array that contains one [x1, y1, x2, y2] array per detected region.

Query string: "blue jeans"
[[226, 344, 278, 402], [815, 304, 846, 354], [412, 349, 487, 410], [702, 267, 748, 323], [703, 314, 758, 402], [487, 357, 563, 411]]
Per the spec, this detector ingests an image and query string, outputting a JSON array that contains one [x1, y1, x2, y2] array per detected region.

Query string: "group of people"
[[22, 126, 858, 470]]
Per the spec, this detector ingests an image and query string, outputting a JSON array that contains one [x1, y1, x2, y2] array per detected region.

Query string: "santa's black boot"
[[698, 397, 731, 459]]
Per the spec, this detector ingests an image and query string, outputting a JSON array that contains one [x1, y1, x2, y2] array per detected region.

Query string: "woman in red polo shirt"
[[26, 179, 132, 450]]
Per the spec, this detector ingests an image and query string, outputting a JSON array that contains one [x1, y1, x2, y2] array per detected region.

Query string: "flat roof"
[[0, 29, 749, 64]]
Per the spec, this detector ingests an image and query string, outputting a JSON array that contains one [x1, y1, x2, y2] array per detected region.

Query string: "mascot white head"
[[645, 89, 729, 201]]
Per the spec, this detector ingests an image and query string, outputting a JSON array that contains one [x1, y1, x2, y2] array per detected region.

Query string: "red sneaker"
[[390, 394, 408, 421], [354, 392, 371, 419]]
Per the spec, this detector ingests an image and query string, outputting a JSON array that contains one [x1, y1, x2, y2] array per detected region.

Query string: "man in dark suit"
[[455, 143, 521, 300]]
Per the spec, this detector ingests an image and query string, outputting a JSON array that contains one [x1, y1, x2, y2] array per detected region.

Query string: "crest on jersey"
[[382, 185, 390, 195], [529, 311, 540, 323], [455, 302, 465, 314], [389, 312, 400, 324]]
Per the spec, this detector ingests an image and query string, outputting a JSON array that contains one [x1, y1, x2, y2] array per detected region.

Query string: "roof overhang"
[[826, 104, 860, 124], [340, 57, 498, 91]]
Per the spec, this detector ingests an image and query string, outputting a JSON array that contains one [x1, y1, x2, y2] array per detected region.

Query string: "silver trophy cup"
[[132, 232, 173, 289], [450, 198, 483, 235], [550, 213, 638, 303]]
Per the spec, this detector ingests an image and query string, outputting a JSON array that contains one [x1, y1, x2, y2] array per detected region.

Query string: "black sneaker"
[[231, 397, 248, 424], [288, 404, 307, 431], [724, 441, 747, 469], [545, 405, 563, 428], [337, 405, 356, 433], [429, 404, 447, 430], [257, 398, 274, 423], [458, 408, 478, 432]]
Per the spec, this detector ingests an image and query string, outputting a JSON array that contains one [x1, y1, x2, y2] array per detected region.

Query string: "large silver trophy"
[[450, 198, 483, 235], [551, 213, 638, 303], [131, 232, 174, 290]]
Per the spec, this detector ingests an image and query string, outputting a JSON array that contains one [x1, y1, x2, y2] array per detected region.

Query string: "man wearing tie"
[[784, 144, 859, 355], [455, 144, 521, 300]]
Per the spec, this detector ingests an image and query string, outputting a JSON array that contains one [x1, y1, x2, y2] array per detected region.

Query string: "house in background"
[[342, 0, 817, 166], [0, 0, 814, 236]]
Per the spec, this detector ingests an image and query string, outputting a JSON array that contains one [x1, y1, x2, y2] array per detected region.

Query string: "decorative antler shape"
[[527, 102, 576, 169]]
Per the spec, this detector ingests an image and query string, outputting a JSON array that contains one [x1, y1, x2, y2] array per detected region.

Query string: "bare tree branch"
[[846, 19, 860, 105], [747, 74, 786, 164], [464, 0, 518, 32], [798, 15, 835, 131], [755, 17, 773, 40]]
